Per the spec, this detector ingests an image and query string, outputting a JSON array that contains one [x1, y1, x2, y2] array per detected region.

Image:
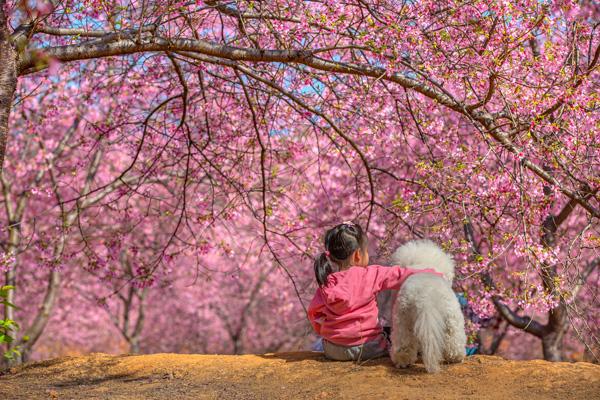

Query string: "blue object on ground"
[[466, 346, 478, 356], [456, 292, 469, 307], [456, 292, 480, 355], [312, 336, 324, 352]]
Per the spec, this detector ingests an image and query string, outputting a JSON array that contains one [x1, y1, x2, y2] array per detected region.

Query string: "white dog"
[[389, 239, 466, 373]]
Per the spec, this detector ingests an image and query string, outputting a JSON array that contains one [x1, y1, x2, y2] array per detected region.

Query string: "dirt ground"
[[1, 352, 599, 400]]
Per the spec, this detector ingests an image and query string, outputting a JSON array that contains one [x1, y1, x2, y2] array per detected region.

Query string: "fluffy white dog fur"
[[389, 239, 466, 373]]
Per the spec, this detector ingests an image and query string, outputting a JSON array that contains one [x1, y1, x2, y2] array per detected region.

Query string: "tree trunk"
[[540, 299, 569, 362], [17, 269, 61, 359], [542, 332, 565, 362], [1, 10, 18, 364], [3, 216, 19, 358], [2, 269, 19, 366], [0, 2, 17, 173], [128, 337, 140, 354], [1, 174, 21, 364]]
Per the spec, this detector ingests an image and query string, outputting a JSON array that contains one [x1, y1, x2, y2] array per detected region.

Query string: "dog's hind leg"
[[443, 313, 467, 363], [390, 314, 418, 368]]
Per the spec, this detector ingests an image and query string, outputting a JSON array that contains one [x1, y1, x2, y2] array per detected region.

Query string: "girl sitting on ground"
[[308, 221, 441, 361]]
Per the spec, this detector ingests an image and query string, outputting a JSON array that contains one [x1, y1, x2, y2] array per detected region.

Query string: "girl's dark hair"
[[313, 222, 367, 286]]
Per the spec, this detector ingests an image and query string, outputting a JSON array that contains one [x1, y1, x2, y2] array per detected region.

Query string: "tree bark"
[[542, 331, 565, 362], [0, 1, 17, 174], [4, 232, 20, 364], [1, 171, 20, 364], [18, 269, 60, 362], [538, 262, 569, 361], [129, 338, 140, 354]]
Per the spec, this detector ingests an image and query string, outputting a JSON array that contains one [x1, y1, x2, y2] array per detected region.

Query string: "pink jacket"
[[307, 265, 442, 346]]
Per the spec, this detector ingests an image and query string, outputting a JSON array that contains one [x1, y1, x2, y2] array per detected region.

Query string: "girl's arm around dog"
[[362, 265, 443, 293]]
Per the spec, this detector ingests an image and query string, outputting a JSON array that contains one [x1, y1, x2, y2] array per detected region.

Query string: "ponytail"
[[314, 252, 335, 286]]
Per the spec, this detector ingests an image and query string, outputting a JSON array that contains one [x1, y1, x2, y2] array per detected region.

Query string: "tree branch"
[[17, 35, 600, 219]]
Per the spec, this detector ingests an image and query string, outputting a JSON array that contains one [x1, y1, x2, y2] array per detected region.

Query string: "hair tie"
[[325, 250, 330, 257]]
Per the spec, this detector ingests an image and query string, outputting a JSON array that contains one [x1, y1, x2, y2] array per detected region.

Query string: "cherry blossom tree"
[[0, 0, 598, 362], [0, 72, 155, 362]]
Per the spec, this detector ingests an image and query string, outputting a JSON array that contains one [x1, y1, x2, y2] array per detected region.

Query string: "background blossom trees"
[[0, 0, 598, 363]]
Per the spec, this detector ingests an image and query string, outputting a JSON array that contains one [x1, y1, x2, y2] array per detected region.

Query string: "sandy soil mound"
[[1, 352, 599, 399]]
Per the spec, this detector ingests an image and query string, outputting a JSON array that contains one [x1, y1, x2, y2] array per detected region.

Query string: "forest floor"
[[1, 351, 599, 399]]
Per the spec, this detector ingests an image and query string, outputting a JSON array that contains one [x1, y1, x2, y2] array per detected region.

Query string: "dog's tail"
[[414, 302, 445, 373]]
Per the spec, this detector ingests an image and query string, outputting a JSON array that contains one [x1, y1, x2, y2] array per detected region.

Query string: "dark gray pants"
[[323, 335, 389, 361]]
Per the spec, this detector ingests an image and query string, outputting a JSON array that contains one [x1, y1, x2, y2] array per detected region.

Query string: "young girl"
[[308, 222, 442, 361]]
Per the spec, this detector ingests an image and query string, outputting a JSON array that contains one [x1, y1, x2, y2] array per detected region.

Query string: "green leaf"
[[0, 286, 14, 297], [2, 301, 18, 310], [0, 334, 14, 344], [0, 319, 18, 330]]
